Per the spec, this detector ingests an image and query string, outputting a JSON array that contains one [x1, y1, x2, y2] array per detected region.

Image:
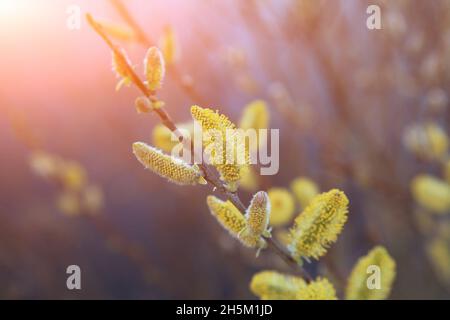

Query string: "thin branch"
[[108, 0, 208, 106], [86, 12, 313, 281]]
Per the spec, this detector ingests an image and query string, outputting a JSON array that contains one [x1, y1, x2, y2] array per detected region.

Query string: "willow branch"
[[87, 12, 312, 281], [108, 0, 208, 106]]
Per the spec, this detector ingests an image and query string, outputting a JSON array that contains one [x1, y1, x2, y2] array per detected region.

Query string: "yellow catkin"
[[291, 177, 319, 209], [245, 191, 271, 238], [190, 105, 247, 191], [159, 26, 178, 66], [296, 277, 337, 300], [345, 246, 396, 300], [268, 188, 295, 227], [288, 189, 349, 261], [403, 122, 449, 161], [152, 122, 193, 153], [426, 238, 450, 284], [250, 271, 306, 300], [411, 174, 450, 214], [112, 49, 133, 91], [144, 47, 165, 91], [132, 142, 204, 186], [207, 196, 266, 249]]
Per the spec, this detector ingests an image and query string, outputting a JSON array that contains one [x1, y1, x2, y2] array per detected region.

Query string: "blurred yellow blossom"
[[250, 271, 306, 300], [268, 188, 295, 227], [56, 191, 81, 217], [159, 26, 179, 66], [426, 238, 450, 284], [290, 177, 319, 209], [403, 123, 448, 161], [296, 277, 337, 300], [346, 246, 396, 300], [411, 174, 450, 214]]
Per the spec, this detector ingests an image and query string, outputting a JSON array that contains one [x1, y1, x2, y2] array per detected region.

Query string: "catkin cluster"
[[30, 151, 104, 216], [88, 11, 400, 300], [207, 191, 271, 253]]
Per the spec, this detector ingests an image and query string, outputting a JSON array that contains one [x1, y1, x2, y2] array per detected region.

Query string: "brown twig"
[[87, 12, 313, 281], [108, 0, 208, 106]]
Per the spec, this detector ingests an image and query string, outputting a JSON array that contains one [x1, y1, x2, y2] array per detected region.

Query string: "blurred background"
[[1, 0, 450, 299]]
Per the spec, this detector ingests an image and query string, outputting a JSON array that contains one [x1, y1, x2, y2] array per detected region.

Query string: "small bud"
[[135, 96, 152, 114], [144, 47, 165, 91], [245, 191, 271, 238]]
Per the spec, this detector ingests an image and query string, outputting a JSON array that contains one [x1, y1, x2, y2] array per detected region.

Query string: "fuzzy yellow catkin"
[[159, 26, 178, 66], [144, 47, 165, 91], [132, 142, 204, 186], [296, 277, 337, 300], [291, 177, 319, 209], [250, 271, 306, 300], [345, 246, 396, 300], [288, 189, 349, 261], [403, 122, 449, 161], [245, 191, 271, 238], [268, 188, 295, 227], [207, 196, 266, 249], [411, 174, 450, 214], [190, 105, 247, 191], [426, 238, 450, 284]]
